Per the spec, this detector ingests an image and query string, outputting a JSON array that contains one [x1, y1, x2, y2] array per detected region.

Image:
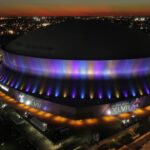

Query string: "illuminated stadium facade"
[[0, 20, 150, 127]]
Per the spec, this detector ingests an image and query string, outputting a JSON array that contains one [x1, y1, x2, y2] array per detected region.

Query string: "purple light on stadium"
[[46, 87, 51, 96], [146, 89, 150, 95], [10, 79, 16, 87], [0, 74, 4, 81], [124, 91, 128, 98], [3, 74, 9, 84], [26, 84, 31, 92], [72, 89, 76, 99], [3, 52, 150, 79], [1, 74, 7, 82], [98, 92, 103, 99], [43, 105, 48, 111], [143, 83, 150, 95]]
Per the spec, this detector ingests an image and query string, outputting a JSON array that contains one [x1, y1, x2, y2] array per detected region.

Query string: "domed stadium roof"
[[4, 20, 150, 60]]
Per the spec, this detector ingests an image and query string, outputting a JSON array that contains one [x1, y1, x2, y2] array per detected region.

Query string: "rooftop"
[[4, 20, 150, 60]]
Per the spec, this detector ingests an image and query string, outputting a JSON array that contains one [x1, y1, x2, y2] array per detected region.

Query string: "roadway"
[[3, 109, 60, 150]]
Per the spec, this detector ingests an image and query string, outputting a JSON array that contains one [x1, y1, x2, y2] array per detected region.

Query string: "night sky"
[[0, 0, 150, 16]]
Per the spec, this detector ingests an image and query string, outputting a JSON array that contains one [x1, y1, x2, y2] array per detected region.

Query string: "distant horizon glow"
[[0, 0, 150, 16]]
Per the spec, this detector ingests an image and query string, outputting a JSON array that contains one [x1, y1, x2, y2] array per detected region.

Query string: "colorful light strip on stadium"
[[0, 90, 150, 128], [1, 68, 150, 100], [3, 52, 150, 79]]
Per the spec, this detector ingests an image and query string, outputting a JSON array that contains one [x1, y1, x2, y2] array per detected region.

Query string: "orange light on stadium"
[[139, 89, 143, 96], [4, 95, 10, 99], [63, 91, 67, 98], [87, 69, 93, 76], [20, 84, 24, 90], [90, 92, 94, 99], [39, 87, 44, 95], [8, 98, 15, 102], [23, 105, 30, 109], [69, 120, 77, 126], [29, 108, 38, 113], [9, 99, 17, 104], [115, 91, 120, 98], [75, 120, 84, 126], [102, 116, 116, 122], [85, 118, 98, 125], [1, 89, 150, 128], [18, 103, 25, 107], [0, 93, 5, 96], [119, 113, 130, 119], [8, 98, 14, 101], [53, 116, 67, 123], [38, 111, 45, 116], [145, 106, 150, 112], [69, 120, 84, 127], [133, 108, 145, 116], [44, 113, 53, 118], [6, 78, 12, 85]]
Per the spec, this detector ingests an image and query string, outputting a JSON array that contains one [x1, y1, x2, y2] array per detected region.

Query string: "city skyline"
[[0, 0, 150, 16]]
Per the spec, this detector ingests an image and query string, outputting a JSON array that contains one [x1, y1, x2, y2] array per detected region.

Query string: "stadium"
[[0, 20, 150, 127]]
